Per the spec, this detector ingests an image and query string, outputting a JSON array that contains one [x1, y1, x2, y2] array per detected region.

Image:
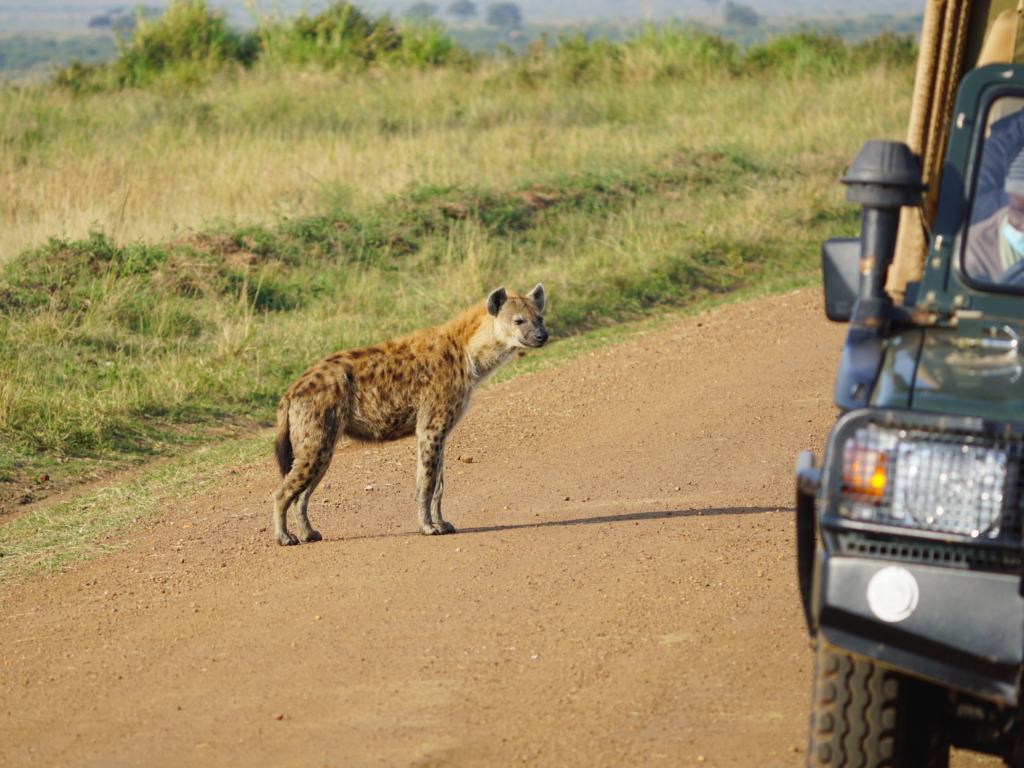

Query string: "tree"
[[405, 2, 437, 20], [724, 1, 759, 27], [486, 2, 522, 28], [447, 0, 477, 19]]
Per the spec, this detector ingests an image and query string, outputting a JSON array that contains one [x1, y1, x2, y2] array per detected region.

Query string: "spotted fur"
[[271, 284, 548, 545]]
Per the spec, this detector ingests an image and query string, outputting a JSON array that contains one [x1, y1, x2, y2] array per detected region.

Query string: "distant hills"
[[364, 0, 925, 21]]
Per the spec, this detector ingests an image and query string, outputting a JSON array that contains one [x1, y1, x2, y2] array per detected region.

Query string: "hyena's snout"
[[533, 327, 549, 347]]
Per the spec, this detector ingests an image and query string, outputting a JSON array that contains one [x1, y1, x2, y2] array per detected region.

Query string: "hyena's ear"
[[527, 283, 546, 312], [487, 286, 508, 317]]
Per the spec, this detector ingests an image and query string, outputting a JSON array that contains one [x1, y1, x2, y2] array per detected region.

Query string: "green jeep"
[[796, 29, 1024, 768]]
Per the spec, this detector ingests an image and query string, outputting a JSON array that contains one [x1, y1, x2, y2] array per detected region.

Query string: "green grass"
[[0, 433, 267, 578]]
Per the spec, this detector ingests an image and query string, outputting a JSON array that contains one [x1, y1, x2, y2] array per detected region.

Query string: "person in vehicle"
[[972, 107, 1024, 223], [965, 145, 1024, 282]]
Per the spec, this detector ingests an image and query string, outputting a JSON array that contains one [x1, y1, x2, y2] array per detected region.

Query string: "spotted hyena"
[[271, 284, 548, 545]]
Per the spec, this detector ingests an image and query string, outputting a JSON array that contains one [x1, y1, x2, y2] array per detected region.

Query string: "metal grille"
[[836, 532, 1022, 574]]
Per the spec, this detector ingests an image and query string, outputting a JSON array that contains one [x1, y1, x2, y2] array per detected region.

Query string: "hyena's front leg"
[[429, 442, 450, 531], [416, 431, 455, 535]]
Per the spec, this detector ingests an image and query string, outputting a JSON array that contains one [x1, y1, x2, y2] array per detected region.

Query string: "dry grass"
[[1, 63, 910, 263]]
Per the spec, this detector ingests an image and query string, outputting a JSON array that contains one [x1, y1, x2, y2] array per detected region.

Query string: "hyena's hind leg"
[[291, 459, 331, 542], [272, 404, 340, 546], [416, 428, 455, 535], [272, 483, 302, 546], [273, 445, 334, 545]]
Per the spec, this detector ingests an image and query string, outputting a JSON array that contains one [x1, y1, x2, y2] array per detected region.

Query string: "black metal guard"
[[795, 450, 821, 633]]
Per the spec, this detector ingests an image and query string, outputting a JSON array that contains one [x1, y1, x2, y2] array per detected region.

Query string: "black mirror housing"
[[822, 238, 860, 322]]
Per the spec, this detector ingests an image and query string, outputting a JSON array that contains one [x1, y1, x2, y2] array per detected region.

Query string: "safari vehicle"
[[795, 1, 1024, 765]]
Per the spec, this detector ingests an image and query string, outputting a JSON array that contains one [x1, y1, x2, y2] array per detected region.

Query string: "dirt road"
[[0, 290, 999, 767]]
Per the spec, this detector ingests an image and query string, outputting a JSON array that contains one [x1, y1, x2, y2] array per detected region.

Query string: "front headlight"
[[840, 424, 1008, 538]]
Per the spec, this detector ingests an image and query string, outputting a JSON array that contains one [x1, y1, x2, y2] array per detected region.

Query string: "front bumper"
[[797, 408, 1024, 705], [815, 552, 1024, 703]]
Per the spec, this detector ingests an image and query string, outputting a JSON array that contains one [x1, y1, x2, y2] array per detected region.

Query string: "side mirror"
[[822, 238, 861, 322]]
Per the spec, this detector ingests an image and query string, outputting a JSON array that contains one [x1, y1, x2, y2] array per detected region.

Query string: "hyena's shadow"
[[332, 506, 787, 541]]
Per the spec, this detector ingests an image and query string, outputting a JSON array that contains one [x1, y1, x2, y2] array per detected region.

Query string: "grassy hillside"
[[0, 4, 915, 514]]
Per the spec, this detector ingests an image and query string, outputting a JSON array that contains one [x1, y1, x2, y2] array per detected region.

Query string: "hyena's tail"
[[274, 398, 293, 477]]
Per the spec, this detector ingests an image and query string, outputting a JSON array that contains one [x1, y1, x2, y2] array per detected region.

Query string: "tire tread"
[[807, 645, 902, 768]]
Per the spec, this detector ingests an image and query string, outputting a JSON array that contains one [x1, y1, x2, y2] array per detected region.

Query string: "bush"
[[501, 24, 738, 86], [625, 22, 739, 80], [548, 32, 623, 84], [743, 30, 851, 77], [743, 29, 917, 78], [399, 20, 473, 68], [850, 30, 917, 69], [497, 26, 911, 89], [256, 2, 402, 69], [113, 0, 259, 87], [256, 2, 468, 70], [53, 60, 109, 94]]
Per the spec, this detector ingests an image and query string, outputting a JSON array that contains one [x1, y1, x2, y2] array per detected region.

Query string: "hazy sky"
[[0, 0, 925, 34]]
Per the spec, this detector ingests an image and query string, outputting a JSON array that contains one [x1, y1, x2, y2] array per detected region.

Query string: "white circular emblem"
[[866, 566, 920, 623]]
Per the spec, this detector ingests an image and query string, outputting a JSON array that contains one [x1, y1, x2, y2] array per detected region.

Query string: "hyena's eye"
[[514, 318, 524, 325]]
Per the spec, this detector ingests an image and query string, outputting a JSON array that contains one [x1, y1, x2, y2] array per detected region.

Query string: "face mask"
[[1003, 222, 1024, 257]]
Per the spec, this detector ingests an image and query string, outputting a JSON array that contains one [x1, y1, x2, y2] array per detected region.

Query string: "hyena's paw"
[[420, 521, 457, 535], [299, 529, 322, 543], [276, 530, 300, 546]]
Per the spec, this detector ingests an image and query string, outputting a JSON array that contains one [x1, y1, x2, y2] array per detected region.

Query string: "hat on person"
[[1005, 146, 1024, 195]]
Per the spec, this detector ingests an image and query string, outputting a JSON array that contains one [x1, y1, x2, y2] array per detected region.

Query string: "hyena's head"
[[487, 283, 549, 348]]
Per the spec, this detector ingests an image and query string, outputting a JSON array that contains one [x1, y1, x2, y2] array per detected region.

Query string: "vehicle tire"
[[807, 641, 949, 768]]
